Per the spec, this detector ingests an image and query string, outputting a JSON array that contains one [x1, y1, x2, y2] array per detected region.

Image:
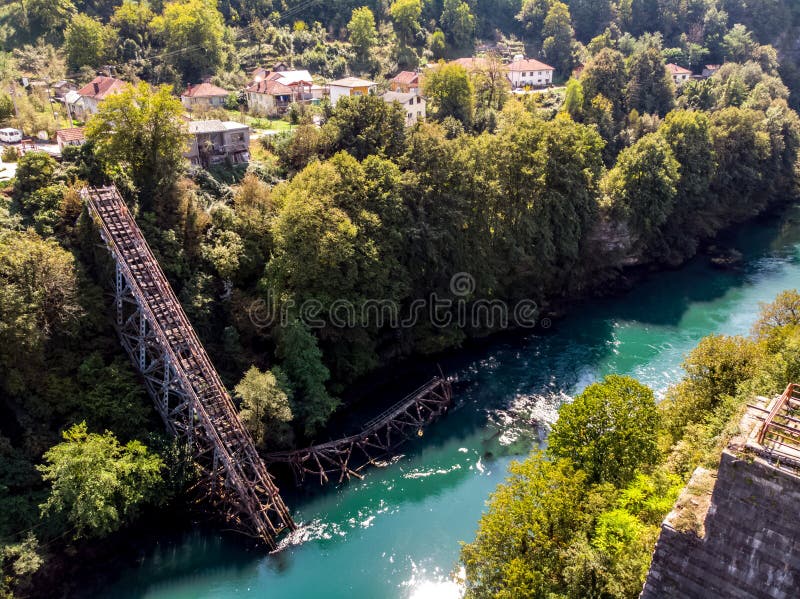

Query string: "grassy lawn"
[[223, 110, 293, 132]]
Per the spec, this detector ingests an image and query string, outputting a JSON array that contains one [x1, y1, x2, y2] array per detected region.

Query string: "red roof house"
[[181, 82, 231, 111]]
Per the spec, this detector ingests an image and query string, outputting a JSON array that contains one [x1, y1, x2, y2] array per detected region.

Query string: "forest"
[[1, 0, 800, 597]]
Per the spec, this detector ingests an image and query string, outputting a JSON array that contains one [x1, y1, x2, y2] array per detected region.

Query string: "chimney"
[[93, 82, 100, 95]]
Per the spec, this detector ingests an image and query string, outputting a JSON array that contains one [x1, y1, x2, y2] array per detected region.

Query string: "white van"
[[0, 128, 23, 143]]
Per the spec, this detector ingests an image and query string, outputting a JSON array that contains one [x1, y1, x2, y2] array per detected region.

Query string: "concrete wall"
[[641, 423, 800, 598]]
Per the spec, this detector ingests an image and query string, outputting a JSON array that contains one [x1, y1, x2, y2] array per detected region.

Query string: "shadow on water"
[[81, 204, 800, 599]]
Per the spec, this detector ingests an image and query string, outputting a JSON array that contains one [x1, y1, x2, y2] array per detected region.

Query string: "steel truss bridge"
[[84, 185, 295, 548]]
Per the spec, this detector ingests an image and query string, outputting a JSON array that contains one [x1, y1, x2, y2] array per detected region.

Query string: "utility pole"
[[8, 84, 19, 121]]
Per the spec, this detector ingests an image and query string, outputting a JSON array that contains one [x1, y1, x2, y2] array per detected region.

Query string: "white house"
[[245, 69, 323, 115], [75, 76, 127, 119], [181, 82, 230, 111], [381, 91, 425, 126], [244, 78, 294, 116], [55, 127, 85, 152], [507, 58, 554, 88], [666, 63, 692, 86], [328, 77, 377, 106]]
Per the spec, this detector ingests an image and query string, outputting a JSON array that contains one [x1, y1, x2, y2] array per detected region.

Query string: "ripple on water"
[[487, 391, 568, 449]]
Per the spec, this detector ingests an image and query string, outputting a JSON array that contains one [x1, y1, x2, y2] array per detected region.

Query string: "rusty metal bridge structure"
[[265, 377, 452, 485], [83, 185, 295, 548]]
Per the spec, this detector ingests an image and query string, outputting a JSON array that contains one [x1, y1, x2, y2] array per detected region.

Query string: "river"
[[96, 204, 800, 599]]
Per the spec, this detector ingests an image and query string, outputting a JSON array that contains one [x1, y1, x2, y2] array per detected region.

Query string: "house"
[[244, 78, 294, 116], [328, 77, 377, 106], [572, 63, 585, 79], [63, 90, 84, 122], [55, 127, 85, 152], [381, 91, 426, 125], [181, 82, 231, 111], [245, 69, 320, 115], [507, 58, 554, 88], [52, 80, 77, 99], [390, 71, 422, 94], [76, 76, 127, 119], [666, 63, 692, 86], [185, 120, 250, 167], [702, 64, 721, 78]]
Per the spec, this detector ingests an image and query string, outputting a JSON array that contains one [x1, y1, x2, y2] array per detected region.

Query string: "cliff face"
[[641, 406, 800, 599]]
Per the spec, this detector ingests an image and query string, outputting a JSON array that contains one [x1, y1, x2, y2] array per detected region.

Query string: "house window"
[[408, 99, 413, 105], [416, 97, 421, 104]]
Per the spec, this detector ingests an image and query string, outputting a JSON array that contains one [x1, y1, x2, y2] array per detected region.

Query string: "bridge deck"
[[265, 377, 452, 485], [84, 186, 294, 547]]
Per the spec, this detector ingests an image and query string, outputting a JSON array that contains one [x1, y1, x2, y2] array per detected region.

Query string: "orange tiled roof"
[[56, 127, 85, 142], [391, 71, 420, 85], [666, 63, 692, 75], [182, 82, 230, 98], [76, 76, 127, 100], [245, 79, 293, 95], [508, 58, 554, 72]]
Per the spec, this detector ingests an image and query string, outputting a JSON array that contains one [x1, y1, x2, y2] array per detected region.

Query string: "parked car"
[[0, 128, 23, 144]]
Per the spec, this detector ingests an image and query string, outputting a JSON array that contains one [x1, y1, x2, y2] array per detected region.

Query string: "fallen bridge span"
[[265, 377, 453, 485]]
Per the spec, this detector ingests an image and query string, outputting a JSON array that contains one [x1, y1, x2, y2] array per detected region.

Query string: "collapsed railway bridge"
[[83, 185, 295, 548], [83, 184, 454, 547]]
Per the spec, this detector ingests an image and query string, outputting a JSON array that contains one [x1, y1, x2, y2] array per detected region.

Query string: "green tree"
[[25, 0, 76, 35], [441, 0, 475, 49], [347, 7, 377, 60], [0, 94, 13, 123], [461, 453, 600, 598], [73, 353, 151, 441], [0, 534, 42, 599], [111, 0, 155, 60], [390, 0, 422, 46], [112, 0, 155, 42], [14, 151, 56, 196], [323, 94, 407, 160], [430, 29, 447, 59], [423, 62, 475, 127], [723, 23, 757, 63], [235, 366, 294, 449], [654, 110, 716, 263], [38, 423, 163, 538], [151, 0, 227, 83], [11, 42, 65, 82], [549, 375, 660, 485], [626, 47, 675, 116], [753, 290, 800, 338], [86, 82, 187, 206], [708, 106, 771, 219], [0, 229, 79, 370], [518, 0, 555, 49], [64, 14, 112, 70], [581, 47, 627, 119], [567, 0, 613, 41], [276, 320, 339, 436], [562, 77, 584, 119], [541, 1, 575, 79], [602, 132, 680, 244]]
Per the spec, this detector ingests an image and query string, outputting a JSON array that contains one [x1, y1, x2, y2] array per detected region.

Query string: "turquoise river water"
[[98, 204, 800, 598]]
